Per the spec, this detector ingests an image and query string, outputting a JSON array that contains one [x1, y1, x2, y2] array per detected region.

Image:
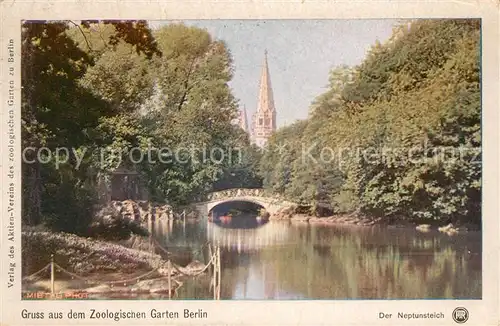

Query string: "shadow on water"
[[213, 213, 268, 230], [151, 219, 482, 300]]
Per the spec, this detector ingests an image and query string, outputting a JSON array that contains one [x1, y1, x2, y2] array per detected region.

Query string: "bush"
[[88, 206, 149, 241], [40, 177, 97, 236]]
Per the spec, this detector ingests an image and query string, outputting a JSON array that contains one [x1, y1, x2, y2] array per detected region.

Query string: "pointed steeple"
[[252, 51, 277, 148], [257, 50, 276, 114]]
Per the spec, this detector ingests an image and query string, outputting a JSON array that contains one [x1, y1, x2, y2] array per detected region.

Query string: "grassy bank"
[[22, 229, 172, 277]]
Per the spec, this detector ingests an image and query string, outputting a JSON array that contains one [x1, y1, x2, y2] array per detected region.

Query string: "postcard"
[[1, 1, 499, 325]]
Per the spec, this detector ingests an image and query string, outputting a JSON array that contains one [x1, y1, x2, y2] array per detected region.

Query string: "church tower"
[[252, 51, 277, 147]]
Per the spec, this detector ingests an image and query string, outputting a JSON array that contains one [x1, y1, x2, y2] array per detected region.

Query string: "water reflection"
[[213, 213, 265, 229], [207, 221, 291, 252], [152, 220, 481, 300]]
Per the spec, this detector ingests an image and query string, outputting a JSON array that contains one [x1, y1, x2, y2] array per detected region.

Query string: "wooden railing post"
[[50, 254, 55, 296], [207, 243, 213, 267], [217, 245, 221, 300], [182, 210, 186, 238], [149, 235, 154, 263], [167, 260, 172, 300], [212, 248, 217, 300]]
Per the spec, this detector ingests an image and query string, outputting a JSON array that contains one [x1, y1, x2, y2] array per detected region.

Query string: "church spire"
[[251, 51, 277, 148], [257, 50, 275, 114]]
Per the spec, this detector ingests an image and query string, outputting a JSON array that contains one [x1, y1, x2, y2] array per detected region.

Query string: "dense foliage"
[[260, 19, 481, 225], [22, 21, 260, 236]]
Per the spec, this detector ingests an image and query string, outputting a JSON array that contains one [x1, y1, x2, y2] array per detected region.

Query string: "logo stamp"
[[452, 307, 469, 324]]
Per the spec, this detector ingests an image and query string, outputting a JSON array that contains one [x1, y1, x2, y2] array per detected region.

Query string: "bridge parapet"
[[207, 188, 268, 201]]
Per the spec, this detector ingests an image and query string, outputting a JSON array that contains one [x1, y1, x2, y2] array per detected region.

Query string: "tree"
[[258, 19, 481, 224], [133, 24, 245, 205], [21, 20, 160, 232]]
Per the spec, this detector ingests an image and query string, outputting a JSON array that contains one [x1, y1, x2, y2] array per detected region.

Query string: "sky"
[[150, 20, 398, 128]]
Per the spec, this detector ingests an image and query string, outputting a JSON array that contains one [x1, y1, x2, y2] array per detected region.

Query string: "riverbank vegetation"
[[260, 19, 481, 226], [21, 229, 211, 297], [22, 229, 164, 276], [22, 21, 261, 237]]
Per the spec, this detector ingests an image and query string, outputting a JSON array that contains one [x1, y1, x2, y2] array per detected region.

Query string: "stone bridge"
[[192, 188, 296, 218]]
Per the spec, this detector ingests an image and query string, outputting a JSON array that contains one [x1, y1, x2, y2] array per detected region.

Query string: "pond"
[[151, 215, 482, 300]]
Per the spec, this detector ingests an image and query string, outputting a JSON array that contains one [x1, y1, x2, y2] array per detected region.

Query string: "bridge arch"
[[192, 188, 297, 218]]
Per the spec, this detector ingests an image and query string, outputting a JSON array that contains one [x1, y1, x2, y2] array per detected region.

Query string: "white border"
[[1, 1, 498, 325]]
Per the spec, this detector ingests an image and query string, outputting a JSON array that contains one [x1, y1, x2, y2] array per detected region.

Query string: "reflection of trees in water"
[[310, 225, 481, 276], [258, 259, 280, 299], [206, 222, 291, 252], [258, 225, 481, 299], [150, 219, 210, 265], [170, 249, 253, 300], [152, 219, 208, 246], [219, 253, 287, 299], [313, 244, 331, 257], [214, 215, 263, 229], [218, 249, 254, 299], [221, 248, 252, 269], [151, 221, 481, 299], [176, 276, 213, 300]]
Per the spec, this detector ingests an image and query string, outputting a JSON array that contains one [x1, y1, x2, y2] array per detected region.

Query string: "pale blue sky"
[[151, 20, 398, 128]]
